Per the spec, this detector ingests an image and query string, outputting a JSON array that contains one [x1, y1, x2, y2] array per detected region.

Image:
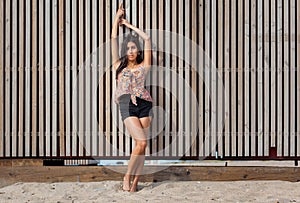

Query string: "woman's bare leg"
[[123, 116, 150, 191], [129, 117, 152, 192]]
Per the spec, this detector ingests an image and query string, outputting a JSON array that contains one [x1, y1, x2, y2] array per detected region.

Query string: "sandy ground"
[[0, 180, 300, 203]]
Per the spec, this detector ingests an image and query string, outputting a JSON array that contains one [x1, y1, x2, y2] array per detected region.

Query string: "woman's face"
[[126, 41, 139, 62]]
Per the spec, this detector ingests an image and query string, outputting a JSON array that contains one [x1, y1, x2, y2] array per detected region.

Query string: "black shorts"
[[119, 94, 153, 121]]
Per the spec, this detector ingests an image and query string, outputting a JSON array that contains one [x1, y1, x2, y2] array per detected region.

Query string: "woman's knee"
[[137, 140, 147, 150]]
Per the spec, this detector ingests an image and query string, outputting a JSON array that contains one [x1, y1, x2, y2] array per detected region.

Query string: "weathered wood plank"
[[39, 0, 45, 157], [244, 0, 250, 157], [18, 0, 25, 157], [5, 0, 11, 157], [263, 0, 270, 157], [11, 0, 18, 157], [25, 0, 30, 156], [0, 0, 4, 157], [72, 0, 78, 156], [277, 0, 283, 156], [257, 0, 264, 156], [237, 0, 244, 157], [65, 0, 71, 156], [289, 0, 296, 157], [52, 0, 58, 157], [59, 0, 65, 156], [224, 0, 230, 157], [1, 165, 300, 189]]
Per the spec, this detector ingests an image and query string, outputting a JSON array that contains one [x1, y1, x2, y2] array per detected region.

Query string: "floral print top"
[[115, 66, 153, 105]]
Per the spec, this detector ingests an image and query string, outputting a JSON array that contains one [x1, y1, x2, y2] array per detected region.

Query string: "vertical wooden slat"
[[283, 0, 289, 156], [18, 0, 25, 157], [150, 0, 158, 156], [97, 0, 105, 157], [117, 0, 124, 157], [191, 0, 197, 157], [72, 0, 78, 156], [185, 0, 191, 157], [224, 0, 230, 157], [237, 0, 244, 157], [171, 0, 178, 157], [277, 0, 283, 156], [297, 0, 300, 157], [0, 0, 4, 157], [257, 0, 264, 156], [85, 0, 91, 156], [91, 0, 98, 156], [244, 0, 250, 157], [31, 0, 38, 156], [263, 0, 270, 156], [59, 0, 65, 156], [65, 0, 71, 156], [198, 0, 204, 157], [217, 0, 224, 158], [289, 0, 296, 157], [52, 0, 58, 156], [158, 0, 164, 157], [78, 0, 84, 156], [111, 0, 118, 157], [250, 0, 257, 156], [230, 0, 237, 157], [204, 0, 210, 157], [25, 0, 30, 156], [45, 0, 51, 156], [11, 0, 18, 157], [178, 0, 184, 157], [105, 0, 111, 156], [270, 0, 277, 148], [38, 0, 45, 157], [5, 0, 11, 157], [211, 0, 217, 157]]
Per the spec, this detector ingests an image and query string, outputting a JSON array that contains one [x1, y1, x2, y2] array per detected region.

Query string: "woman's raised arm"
[[111, 3, 124, 70]]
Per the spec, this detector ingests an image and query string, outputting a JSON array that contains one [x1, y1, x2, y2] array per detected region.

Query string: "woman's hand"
[[119, 18, 130, 27], [115, 3, 125, 20]]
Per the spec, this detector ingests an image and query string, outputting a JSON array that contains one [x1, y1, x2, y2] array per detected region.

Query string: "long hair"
[[116, 33, 144, 79]]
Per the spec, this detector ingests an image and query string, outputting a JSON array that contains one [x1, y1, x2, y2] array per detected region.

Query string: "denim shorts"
[[119, 94, 154, 121]]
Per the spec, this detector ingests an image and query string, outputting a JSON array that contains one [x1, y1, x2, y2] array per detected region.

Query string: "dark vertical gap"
[[16, 0, 20, 157], [195, 0, 200, 158], [36, 0, 40, 157], [288, 0, 291, 157], [262, 0, 265, 156], [281, 0, 284, 156], [209, 0, 212, 156], [202, 0, 206, 157], [233, 1, 238, 156], [228, 0, 232, 157], [214, 0, 219, 157], [295, 0, 298, 156], [222, 0, 226, 157], [242, 0, 245, 157]]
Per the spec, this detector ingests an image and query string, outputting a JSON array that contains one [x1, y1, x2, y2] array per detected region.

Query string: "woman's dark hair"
[[116, 33, 144, 79]]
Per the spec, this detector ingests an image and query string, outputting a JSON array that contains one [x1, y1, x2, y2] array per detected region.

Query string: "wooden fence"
[[0, 0, 299, 160]]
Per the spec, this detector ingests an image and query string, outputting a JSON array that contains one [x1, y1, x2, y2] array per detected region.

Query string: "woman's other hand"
[[119, 18, 130, 27], [115, 3, 125, 19]]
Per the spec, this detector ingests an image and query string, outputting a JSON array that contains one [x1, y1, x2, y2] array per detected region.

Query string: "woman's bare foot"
[[130, 175, 139, 192], [122, 175, 131, 191]]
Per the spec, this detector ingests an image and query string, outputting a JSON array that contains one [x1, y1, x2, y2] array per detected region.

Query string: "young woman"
[[111, 4, 153, 192]]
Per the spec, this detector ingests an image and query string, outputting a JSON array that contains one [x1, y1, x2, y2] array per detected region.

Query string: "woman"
[[111, 3, 153, 192]]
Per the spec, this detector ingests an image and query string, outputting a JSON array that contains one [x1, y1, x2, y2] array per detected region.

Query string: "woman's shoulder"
[[113, 60, 121, 70]]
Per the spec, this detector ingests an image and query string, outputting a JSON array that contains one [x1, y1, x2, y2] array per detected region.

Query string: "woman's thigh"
[[123, 116, 146, 141]]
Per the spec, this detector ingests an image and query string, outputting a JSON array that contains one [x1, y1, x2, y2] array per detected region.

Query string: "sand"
[[0, 180, 300, 202]]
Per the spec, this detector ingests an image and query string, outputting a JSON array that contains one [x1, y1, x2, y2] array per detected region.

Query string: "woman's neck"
[[127, 61, 137, 68]]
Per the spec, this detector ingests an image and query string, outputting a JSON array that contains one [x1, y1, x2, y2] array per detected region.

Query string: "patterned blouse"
[[115, 66, 153, 105]]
